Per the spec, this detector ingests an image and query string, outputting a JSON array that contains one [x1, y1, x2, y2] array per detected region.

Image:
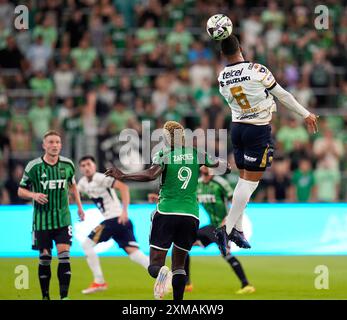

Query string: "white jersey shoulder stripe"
[[25, 157, 43, 173]]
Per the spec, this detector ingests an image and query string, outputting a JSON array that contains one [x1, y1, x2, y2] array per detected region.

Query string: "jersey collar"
[[226, 60, 249, 67]]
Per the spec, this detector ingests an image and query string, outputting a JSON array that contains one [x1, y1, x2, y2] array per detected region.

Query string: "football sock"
[[225, 178, 259, 234], [235, 214, 244, 232], [57, 251, 71, 299], [224, 254, 249, 287], [148, 265, 161, 278], [129, 250, 150, 269], [82, 238, 105, 284], [38, 253, 52, 299], [172, 269, 186, 300], [184, 254, 191, 285]]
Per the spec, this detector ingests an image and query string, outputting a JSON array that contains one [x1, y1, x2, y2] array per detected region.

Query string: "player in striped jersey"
[[18, 130, 85, 300]]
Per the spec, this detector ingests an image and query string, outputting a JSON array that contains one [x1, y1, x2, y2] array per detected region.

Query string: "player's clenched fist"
[[105, 167, 124, 180], [304, 113, 319, 134], [32, 193, 48, 205]]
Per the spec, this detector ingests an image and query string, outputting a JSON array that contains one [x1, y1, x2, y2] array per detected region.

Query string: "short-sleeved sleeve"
[[69, 164, 76, 185], [255, 64, 277, 90], [19, 170, 32, 189], [98, 173, 115, 188]]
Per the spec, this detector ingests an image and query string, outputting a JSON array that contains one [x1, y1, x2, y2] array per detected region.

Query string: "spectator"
[[107, 101, 139, 135], [53, 62, 75, 101], [32, 13, 58, 48], [29, 71, 54, 96], [28, 97, 53, 144], [267, 158, 293, 203], [136, 18, 158, 54], [3, 164, 28, 204], [166, 21, 193, 54], [0, 36, 26, 70], [26, 35, 52, 73], [291, 158, 315, 202], [313, 128, 344, 170], [276, 117, 309, 154], [314, 158, 341, 202], [71, 37, 98, 73]]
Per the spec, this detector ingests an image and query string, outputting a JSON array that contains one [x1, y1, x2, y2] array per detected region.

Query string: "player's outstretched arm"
[[269, 83, 318, 133], [105, 164, 163, 182]]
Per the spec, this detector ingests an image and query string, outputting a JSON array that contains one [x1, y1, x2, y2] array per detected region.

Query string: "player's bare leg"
[[56, 244, 71, 300], [81, 238, 108, 294], [125, 246, 150, 269], [171, 245, 188, 301], [148, 247, 171, 300], [39, 248, 52, 300]]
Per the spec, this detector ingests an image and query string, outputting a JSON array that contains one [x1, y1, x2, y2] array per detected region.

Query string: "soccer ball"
[[206, 14, 233, 41]]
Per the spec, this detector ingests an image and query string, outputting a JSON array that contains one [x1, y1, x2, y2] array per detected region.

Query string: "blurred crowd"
[[1, 0, 347, 203]]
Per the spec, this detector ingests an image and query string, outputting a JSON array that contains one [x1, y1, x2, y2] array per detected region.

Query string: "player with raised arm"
[[77, 156, 149, 294], [105, 121, 230, 300], [17, 130, 84, 300], [215, 35, 318, 250], [148, 165, 254, 294]]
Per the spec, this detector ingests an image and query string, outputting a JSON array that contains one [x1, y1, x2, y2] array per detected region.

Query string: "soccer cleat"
[[214, 225, 228, 256], [61, 297, 71, 300], [235, 285, 256, 294], [229, 228, 251, 249], [165, 270, 173, 294], [185, 283, 194, 292], [42, 296, 50, 300], [81, 282, 108, 294], [154, 266, 171, 300]]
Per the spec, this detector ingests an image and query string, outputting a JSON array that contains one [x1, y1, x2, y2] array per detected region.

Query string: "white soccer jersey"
[[218, 61, 277, 125], [78, 172, 122, 219]]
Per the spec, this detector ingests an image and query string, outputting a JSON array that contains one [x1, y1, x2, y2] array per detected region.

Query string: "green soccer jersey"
[[20, 156, 76, 231], [152, 147, 215, 219], [197, 176, 233, 227]]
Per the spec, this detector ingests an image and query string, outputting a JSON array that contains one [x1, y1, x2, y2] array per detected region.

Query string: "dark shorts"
[[231, 122, 274, 171], [150, 212, 199, 252], [32, 226, 72, 251], [197, 225, 217, 247], [88, 217, 138, 249]]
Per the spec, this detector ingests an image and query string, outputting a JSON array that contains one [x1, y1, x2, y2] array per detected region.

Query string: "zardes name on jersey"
[[78, 172, 122, 220], [152, 147, 216, 219], [20, 156, 76, 231], [218, 61, 277, 125]]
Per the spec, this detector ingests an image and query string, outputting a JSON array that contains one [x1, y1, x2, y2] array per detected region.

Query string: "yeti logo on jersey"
[[244, 155, 257, 162], [197, 194, 216, 203], [40, 179, 67, 190]]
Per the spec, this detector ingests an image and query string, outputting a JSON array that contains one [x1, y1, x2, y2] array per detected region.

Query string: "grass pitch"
[[1, 256, 346, 300]]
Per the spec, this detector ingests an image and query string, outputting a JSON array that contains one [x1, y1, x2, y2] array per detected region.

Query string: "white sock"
[[235, 213, 244, 232], [129, 249, 150, 269], [225, 178, 259, 234], [82, 238, 105, 284]]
